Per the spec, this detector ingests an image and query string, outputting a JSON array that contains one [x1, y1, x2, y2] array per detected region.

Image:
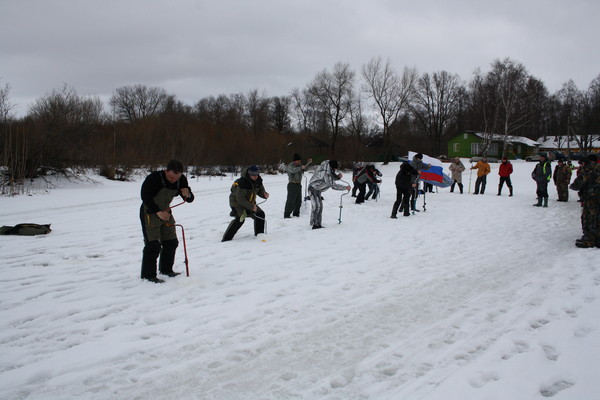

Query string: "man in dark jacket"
[[532, 153, 552, 207], [140, 159, 194, 283], [391, 162, 418, 218], [222, 165, 270, 241]]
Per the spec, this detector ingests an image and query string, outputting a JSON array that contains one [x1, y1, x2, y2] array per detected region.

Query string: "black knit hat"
[[328, 160, 339, 169], [293, 153, 301, 161], [415, 153, 423, 159], [248, 165, 260, 176]]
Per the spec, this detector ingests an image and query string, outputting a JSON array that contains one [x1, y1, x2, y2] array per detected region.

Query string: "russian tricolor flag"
[[408, 151, 453, 188]]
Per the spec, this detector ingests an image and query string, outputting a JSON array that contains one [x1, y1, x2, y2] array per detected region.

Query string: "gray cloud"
[[1, 0, 598, 116]]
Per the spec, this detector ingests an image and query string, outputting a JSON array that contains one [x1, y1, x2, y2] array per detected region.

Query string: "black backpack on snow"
[[0, 223, 52, 236]]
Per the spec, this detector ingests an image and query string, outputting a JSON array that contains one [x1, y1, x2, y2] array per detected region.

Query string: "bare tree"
[[245, 89, 270, 136], [269, 95, 292, 134], [291, 87, 318, 134], [486, 58, 531, 156], [1, 82, 18, 193], [28, 84, 104, 171], [412, 71, 464, 155], [308, 62, 355, 157], [0, 82, 15, 123], [362, 57, 417, 163], [586, 74, 600, 143], [110, 84, 169, 122]]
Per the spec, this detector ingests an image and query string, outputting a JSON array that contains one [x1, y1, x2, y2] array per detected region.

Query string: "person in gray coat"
[[308, 160, 350, 229]]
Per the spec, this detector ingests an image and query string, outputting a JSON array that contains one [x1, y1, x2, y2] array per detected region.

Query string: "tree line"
[[1, 56, 599, 192]]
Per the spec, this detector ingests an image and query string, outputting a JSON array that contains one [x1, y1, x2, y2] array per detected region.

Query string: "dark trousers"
[[356, 182, 367, 203], [284, 183, 302, 217], [556, 183, 569, 201], [450, 181, 463, 193], [536, 182, 549, 199], [391, 187, 411, 216], [365, 182, 379, 200], [474, 175, 487, 194], [498, 177, 513, 195], [410, 186, 419, 210], [140, 206, 179, 279], [222, 207, 265, 241]]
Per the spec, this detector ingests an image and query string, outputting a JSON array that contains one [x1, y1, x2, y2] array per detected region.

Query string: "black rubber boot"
[[159, 239, 179, 276]]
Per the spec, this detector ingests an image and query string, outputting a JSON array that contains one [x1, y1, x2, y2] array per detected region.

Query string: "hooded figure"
[[391, 162, 419, 218], [307, 160, 350, 229], [222, 166, 269, 241]]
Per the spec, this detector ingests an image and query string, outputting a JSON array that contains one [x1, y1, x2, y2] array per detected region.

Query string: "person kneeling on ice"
[[308, 160, 351, 229], [222, 165, 269, 241], [140, 159, 195, 284]]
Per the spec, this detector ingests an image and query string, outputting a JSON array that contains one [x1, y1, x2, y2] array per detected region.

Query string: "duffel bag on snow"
[[0, 223, 52, 236]]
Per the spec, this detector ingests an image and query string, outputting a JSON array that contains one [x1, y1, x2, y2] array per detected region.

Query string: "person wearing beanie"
[[470, 156, 491, 195], [569, 155, 600, 248], [498, 157, 514, 196], [553, 158, 572, 201], [284, 154, 312, 218], [308, 160, 351, 229], [140, 159, 195, 283], [222, 165, 270, 241], [531, 153, 552, 207]]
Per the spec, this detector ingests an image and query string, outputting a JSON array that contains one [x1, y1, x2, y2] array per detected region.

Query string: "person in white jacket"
[[308, 160, 350, 229]]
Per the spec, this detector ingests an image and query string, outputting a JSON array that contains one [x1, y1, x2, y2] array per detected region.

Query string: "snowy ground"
[[0, 159, 598, 400]]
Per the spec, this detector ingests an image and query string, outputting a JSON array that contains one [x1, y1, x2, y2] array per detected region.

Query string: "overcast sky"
[[1, 0, 599, 117]]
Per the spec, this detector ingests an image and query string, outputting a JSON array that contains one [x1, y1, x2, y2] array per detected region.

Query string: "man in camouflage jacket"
[[569, 155, 600, 248], [222, 166, 269, 242], [553, 158, 572, 202]]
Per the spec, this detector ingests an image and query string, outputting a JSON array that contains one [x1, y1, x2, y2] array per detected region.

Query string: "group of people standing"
[[138, 153, 600, 282], [447, 156, 514, 196]]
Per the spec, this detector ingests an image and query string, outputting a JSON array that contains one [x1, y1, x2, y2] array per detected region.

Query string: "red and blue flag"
[[408, 151, 453, 188]]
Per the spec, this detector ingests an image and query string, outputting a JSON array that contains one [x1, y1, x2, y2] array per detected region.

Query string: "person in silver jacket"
[[308, 160, 350, 229]]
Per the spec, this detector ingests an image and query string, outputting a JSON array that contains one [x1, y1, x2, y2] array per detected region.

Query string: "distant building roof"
[[473, 132, 540, 147]]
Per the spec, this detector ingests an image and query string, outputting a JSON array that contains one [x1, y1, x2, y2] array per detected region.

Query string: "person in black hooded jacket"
[[391, 162, 418, 218], [222, 165, 270, 241]]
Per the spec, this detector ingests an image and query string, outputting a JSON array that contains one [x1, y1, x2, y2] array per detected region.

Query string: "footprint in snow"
[[468, 370, 499, 388], [541, 344, 559, 361], [539, 379, 574, 397], [530, 317, 550, 330]]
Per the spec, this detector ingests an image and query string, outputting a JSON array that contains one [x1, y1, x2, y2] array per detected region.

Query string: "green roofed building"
[[447, 131, 540, 159]]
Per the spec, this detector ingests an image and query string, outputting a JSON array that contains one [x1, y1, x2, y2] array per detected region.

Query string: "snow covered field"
[[1, 159, 598, 400]]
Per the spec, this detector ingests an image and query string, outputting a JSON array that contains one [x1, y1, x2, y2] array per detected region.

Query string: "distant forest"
[[1, 56, 599, 190]]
